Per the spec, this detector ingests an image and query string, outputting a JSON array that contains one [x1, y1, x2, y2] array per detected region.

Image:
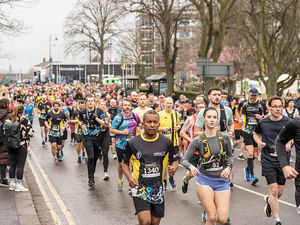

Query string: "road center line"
[[30, 150, 77, 225], [234, 184, 296, 208], [27, 157, 62, 225]]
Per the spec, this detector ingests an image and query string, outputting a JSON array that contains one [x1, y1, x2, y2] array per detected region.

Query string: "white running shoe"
[[9, 179, 15, 191], [15, 181, 28, 192], [103, 173, 110, 181]]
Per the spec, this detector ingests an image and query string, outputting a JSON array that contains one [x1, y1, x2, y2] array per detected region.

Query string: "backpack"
[[219, 104, 227, 132], [3, 120, 21, 149], [115, 112, 138, 130]]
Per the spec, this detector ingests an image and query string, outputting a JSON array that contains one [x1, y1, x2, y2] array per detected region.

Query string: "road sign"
[[180, 74, 187, 79], [196, 58, 233, 77]]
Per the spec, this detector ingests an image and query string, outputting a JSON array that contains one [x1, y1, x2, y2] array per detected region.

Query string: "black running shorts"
[[75, 134, 82, 143], [234, 130, 242, 140], [241, 131, 258, 147], [49, 136, 63, 145], [133, 197, 165, 218], [262, 166, 286, 185], [116, 147, 125, 163], [39, 118, 46, 127]]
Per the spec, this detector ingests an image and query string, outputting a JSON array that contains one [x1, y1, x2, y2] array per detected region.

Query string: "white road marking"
[[234, 184, 296, 208], [30, 150, 77, 225], [27, 157, 62, 225]]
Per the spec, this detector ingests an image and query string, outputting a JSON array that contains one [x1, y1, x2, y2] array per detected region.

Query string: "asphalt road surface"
[[27, 119, 299, 225]]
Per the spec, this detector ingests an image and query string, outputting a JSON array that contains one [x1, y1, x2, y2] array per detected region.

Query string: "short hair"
[[0, 98, 10, 109], [143, 110, 160, 122], [122, 98, 131, 105], [152, 103, 159, 110], [203, 107, 218, 117], [148, 93, 154, 97], [78, 100, 85, 104], [207, 87, 222, 95], [267, 96, 283, 107], [53, 101, 61, 107], [138, 92, 146, 98]]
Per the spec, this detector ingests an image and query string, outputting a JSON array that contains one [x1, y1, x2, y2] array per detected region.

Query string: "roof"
[[146, 74, 167, 81], [120, 75, 139, 80], [34, 61, 50, 68]]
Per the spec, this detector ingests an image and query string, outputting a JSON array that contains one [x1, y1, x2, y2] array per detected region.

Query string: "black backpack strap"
[[116, 113, 124, 130], [131, 112, 138, 124], [220, 105, 227, 132], [171, 112, 176, 145]]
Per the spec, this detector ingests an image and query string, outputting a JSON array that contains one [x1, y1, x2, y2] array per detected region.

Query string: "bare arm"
[[180, 117, 193, 142], [121, 162, 138, 188], [194, 125, 203, 137]]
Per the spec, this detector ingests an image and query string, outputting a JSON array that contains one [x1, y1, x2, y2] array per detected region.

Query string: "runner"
[[237, 88, 268, 185], [158, 97, 181, 190], [180, 102, 206, 193], [133, 92, 152, 134], [108, 99, 120, 159], [69, 100, 87, 163], [110, 98, 141, 191], [275, 117, 300, 216], [37, 95, 51, 146], [24, 98, 34, 125], [122, 110, 178, 225], [181, 107, 233, 225], [45, 101, 68, 164], [79, 96, 107, 188], [253, 96, 291, 225]]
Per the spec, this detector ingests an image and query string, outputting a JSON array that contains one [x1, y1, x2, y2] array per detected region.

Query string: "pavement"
[[1, 117, 300, 225]]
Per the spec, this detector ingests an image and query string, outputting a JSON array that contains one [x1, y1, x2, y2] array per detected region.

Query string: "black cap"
[[249, 88, 259, 96], [179, 99, 185, 103]]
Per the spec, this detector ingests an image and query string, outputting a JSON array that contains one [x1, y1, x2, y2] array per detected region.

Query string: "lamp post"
[[49, 35, 58, 83]]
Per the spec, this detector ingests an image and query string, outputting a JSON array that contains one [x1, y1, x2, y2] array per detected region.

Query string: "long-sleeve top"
[[181, 133, 233, 178]]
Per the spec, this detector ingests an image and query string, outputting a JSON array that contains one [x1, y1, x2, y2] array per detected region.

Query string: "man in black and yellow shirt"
[[122, 110, 178, 225], [37, 95, 51, 146], [158, 97, 181, 190], [45, 101, 67, 165]]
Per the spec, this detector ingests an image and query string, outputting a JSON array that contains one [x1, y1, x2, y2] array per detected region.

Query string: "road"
[[27, 119, 299, 225]]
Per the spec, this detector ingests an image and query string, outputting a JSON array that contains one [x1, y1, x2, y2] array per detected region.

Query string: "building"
[[33, 59, 138, 84]]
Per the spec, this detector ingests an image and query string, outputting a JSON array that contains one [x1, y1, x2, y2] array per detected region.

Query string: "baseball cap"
[[179, 99, 185, 104], [249, 88, 259, 96]]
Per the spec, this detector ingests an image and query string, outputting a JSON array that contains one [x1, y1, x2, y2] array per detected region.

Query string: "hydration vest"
[[199, 132, 229, 171]]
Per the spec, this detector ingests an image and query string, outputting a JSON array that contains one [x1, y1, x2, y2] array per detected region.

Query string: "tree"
[[128, 0, 192, 96], [64, 0, 125, 84], [0, 0, 23, 36], [243, 0, 300, 96], [116, 29, 145, 83], [189, 0, 237, 92]]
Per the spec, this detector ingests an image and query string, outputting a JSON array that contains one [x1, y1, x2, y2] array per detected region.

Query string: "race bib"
[[162, 129, 171, 138], [52, 125, 60, 132], [248, 116, 257, 126], [142, 162, 160, 178], [41, 109, 46, 114]]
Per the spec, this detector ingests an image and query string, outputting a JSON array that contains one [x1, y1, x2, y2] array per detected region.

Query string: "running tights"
[[8, 145, 28, 180], [83, 136, 100, 180], [247, 158, 254, 175], [0, 164, 6, 179], [296, 186, 300, 212], [98, 132, 110, 173]]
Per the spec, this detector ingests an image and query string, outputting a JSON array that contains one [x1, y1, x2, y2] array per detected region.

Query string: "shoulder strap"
[[200, 132, 210, 158], [131, 112, 137, 124], [216, 131, 225, 154], [220, 105, 227, 132], [116, 113, 124, 130], [171, 112, 175, 144]]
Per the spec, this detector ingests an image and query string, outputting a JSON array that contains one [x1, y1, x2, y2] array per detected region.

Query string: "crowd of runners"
[[0, 82, 300, 225]]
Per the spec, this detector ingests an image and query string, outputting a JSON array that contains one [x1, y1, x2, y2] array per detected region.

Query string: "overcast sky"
[[0, 0, 133, 73]]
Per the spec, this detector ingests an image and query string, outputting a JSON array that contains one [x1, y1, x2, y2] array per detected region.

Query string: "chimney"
[[43, 58, 46, 63]]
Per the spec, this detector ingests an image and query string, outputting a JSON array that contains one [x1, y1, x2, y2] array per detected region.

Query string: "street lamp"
[[49, 35, 58, 83]]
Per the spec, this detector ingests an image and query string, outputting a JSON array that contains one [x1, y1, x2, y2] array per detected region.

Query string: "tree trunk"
[[99, 49, 104, 85]]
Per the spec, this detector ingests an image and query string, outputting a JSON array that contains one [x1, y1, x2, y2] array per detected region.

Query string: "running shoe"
[[164, 179, 167, 190], [42, 140, 45, 146], [169, 176, 176, 191], [45, 137, 48, 144], [54, 158, 59, 165], [244, 167, 250, 181], [9, 180, 15, 191], [201, 211, 206, 223], [264, 195, 272, 217], [103, 173, 110, 181], [181, 176, 188, 194], [251, 175, 259, 186], [238, 154, 246, 160], [128, 187, 132, 195], [0, 178, 9, 187], [77, 156, 81, 164], [113, 152, 117, 159], [15, 182, 28, 192], [58, 155, 63, 161], [69, 140, 73, 145], [275, 221, 282, 225], [225, 217, 231, 225], [197, 200, 202, 205], [88, 179, 95, 188], [118, 180, 123, 191]]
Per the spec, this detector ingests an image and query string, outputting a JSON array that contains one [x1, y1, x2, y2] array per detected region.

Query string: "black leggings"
[[83, 135, 100, 180], [98, 132, 110, 173], [0, 164, 6, 179], [8, 145, 28, 180]]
